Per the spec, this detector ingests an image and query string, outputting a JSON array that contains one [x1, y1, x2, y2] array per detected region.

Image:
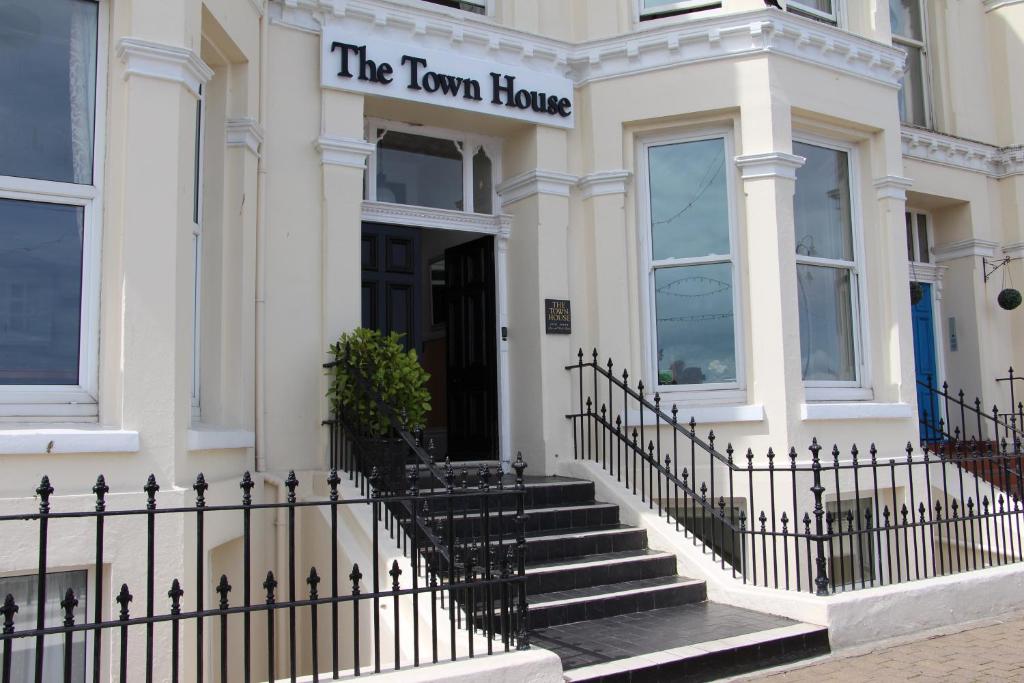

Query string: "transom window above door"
[[366, 120, 500, 216]]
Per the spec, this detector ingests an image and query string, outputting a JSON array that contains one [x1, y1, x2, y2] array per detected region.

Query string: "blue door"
[[911, 283, 941, 442]]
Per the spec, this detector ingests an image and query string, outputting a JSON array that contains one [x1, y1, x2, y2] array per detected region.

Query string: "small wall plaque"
[[545, 299, 571, 334]]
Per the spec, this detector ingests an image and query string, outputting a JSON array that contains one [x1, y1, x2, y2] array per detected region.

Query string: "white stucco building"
[[2, 0, 1024, 681]]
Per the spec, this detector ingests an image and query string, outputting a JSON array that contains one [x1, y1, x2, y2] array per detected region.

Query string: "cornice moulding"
[[1003, 242, 1024, 259], [578, 170, 632, 199], [873, 175, 913, 200], [734, 152, 806, 180], [116, 37, 213, 97], [226, 118, 265, 156], [361, 200, 512, 237], [901, 127, 1024, 179], [270, 3, 905, 89], [315, 135, 376, 167], [496, 169, 579, 205], [932, 238, 1000, 262]]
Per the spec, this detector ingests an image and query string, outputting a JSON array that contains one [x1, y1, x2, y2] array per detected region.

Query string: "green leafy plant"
[[327, 328, 431, 438]]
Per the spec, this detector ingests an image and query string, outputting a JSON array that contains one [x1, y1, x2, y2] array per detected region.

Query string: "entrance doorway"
[[911, 282, 940, 441], [361, 222, 499, 461]]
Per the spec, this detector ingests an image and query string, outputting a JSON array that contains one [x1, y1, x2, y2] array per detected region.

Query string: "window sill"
[[801, 402, 914, 421], [187, 425, 255, 452], [0, 426, 139, 455], [627, 403, 765, 426], [804, 386, 873, 402]]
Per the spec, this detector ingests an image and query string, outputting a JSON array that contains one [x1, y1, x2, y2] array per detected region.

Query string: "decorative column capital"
[[496, 170, 579, 205], [873, 175, 913, 201], [577, 170, 632, 200], [734, 152, 806, 180], [226, 118, 264, 157], [315, 136, 376, 168], [116, 37, 213, 98]]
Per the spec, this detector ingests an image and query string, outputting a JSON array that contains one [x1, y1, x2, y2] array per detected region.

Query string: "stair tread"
[[530, 602, 826, 674], [425, 501, 615, 518], [529, 576, 703, 607], [527, 548, 672, 574], [523, 524, 640, 540]]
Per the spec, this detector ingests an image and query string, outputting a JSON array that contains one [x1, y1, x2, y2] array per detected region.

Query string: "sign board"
[[545, 299, 571, 334], [321, 28, 575, 129]]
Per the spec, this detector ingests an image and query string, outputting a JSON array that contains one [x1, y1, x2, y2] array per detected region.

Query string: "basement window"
[[825, 496, 876, 589]]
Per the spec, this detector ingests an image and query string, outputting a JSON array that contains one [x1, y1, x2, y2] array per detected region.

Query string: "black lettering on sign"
[[545, 299, 571, 335]]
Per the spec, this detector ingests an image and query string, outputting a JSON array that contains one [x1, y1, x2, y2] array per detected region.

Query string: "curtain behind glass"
[[1, 571, 87, 683], [0, 0, 98, 184]]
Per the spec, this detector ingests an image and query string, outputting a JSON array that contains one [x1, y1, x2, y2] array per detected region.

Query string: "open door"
[[361, 223, 420, 352], [445, 235, 498, 460]]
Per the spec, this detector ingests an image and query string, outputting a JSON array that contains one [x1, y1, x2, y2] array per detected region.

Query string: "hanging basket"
[[909, 282, 924, 305], [998, 288, 1022, 311]]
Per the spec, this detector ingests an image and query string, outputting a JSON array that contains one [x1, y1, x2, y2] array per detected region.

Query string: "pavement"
[[729, 611, 1024, 682]]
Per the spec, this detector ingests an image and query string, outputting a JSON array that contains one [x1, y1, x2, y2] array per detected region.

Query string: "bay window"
[[642, 134, 739, 390], [639, 0, 720, 21], [0, 0, 102, 416], [794, 141, 864, 391], [891, 0, 929, 127]]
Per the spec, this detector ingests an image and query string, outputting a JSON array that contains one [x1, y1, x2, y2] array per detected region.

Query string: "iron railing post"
[[512, 453, 529, 650], [809, 440, 830, 596]]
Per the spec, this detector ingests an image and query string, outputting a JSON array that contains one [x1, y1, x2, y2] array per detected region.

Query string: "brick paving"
[[734, 612, 1024, 682]]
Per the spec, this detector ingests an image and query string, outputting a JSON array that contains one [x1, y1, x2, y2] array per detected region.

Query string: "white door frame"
[[360, 201, 513, 468]]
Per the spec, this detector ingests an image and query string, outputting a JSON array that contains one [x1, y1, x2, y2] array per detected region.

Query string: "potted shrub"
[[327, 328, 431, 475]]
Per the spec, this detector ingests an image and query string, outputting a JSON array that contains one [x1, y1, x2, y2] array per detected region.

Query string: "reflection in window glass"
[[889, 0, 922, 40], [897, 44, 927, 127], [0, 0, 98, 184], [793, 142, 853, 262], [0, 198, 83, 385], [916, 213, 930, 263], [376, 130, 464, 211], [797, 265, 856, 381], [472, 147, 493, 215], [0, 571, 88, 683], [655, 263, 736, 385], [648, 139, 729, 261]]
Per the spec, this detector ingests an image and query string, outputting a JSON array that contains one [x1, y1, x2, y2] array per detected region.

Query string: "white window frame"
[[413, 0, 491, 17], [891, 0, 931, 128], [637, 128, 745, 403], [793, 134, 871, 401], [0, 0, 108, 420], [365, 118, 502, 216], [190, 84, 206, 423], [637, 0, 721, 22], [785, 0, 843, 26], [905, 209, 933, 266]]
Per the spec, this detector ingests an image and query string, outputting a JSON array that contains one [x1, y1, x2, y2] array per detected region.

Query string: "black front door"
[[445, 235, 498, 461], [361, 223, 420, 351]]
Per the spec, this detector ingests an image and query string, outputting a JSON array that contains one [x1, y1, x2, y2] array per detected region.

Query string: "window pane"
[[794, 142, 853, 262], [889, 0, 922, 41], [654, 263, 736, 385], [472, 147, 493, 215], [0, 0, 98, 184], [797, 264, 856, 381], [916, 213, 930, 263], [376, 130, 464, 211], [790, 0, 832, 14], [0, 198, 83, 385], [0, 571, 87, 683], [648, 138, 729, 261], [897, 44, 927, 126], [905, 212, 914, 261]]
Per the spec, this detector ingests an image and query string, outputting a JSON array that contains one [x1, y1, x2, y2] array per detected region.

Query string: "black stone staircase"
[[451, 473, 831, 682]]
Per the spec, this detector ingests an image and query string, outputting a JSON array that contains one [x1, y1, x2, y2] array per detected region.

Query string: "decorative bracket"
[[983, 255, 1023, 282]]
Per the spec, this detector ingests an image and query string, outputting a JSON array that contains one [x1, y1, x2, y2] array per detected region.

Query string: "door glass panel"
[[0, 198, 83, 385], [654, 263, 736, 385], [797, 264, 856, 381], [376, 130, 464, 210], [793, 142, 853, 262], [0, 0, 98, 184], [648, 138, 729, 261]]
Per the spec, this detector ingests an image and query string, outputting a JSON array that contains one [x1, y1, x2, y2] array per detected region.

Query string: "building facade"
[[2, 0, 1024, 680]]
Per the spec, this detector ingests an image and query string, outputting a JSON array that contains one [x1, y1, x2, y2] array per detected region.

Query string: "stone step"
[[425, 501, 620, 538], [409, 475, 596, 509], [531, 603, 829, 681], [525, 576, 706, 629], [524, 549, 676, 595]]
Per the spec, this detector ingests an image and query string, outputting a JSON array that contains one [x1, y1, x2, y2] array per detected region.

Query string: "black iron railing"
[[917, 369, 1024, 450], [568, 349, 1024, 596], [0, 468, 528, 683]]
